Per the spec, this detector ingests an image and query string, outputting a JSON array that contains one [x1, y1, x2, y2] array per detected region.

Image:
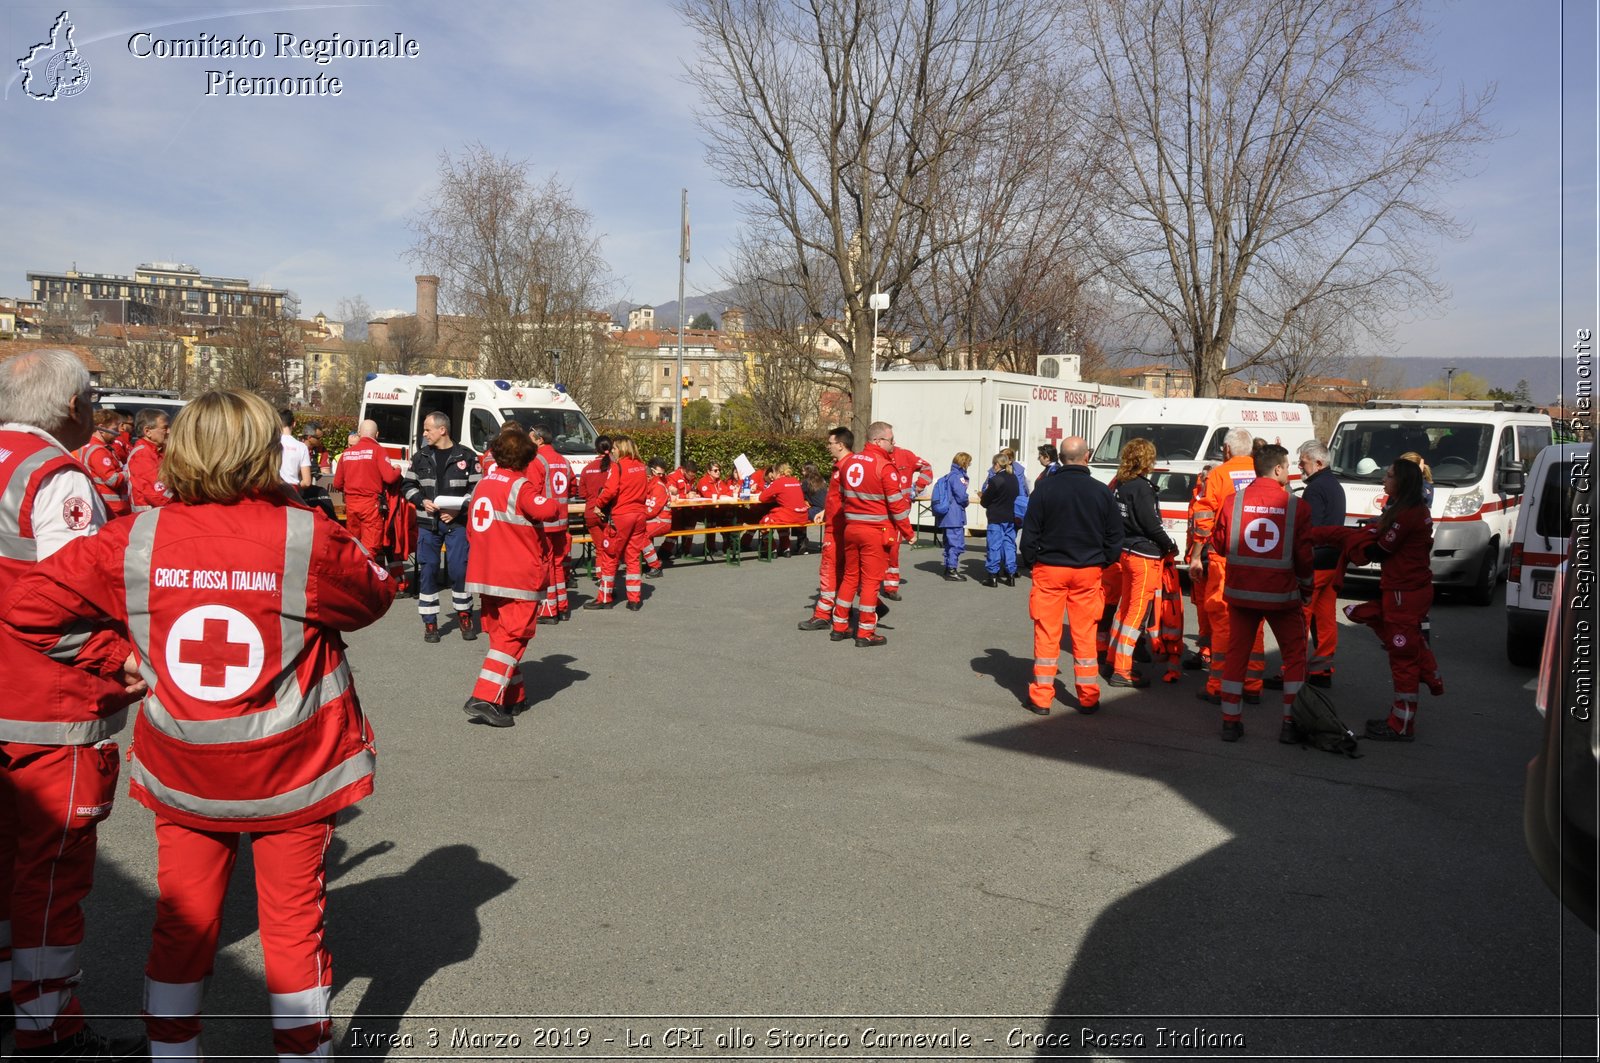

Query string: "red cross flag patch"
[[164, 605, 266, 702], [62, 496, 92, 530]]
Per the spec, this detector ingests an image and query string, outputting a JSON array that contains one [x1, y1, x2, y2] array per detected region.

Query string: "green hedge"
[[292, 412, 357, 460], [594, 423, 832, 473]]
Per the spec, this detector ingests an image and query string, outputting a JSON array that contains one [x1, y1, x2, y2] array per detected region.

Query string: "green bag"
[[1290, 683, 1363, 758]]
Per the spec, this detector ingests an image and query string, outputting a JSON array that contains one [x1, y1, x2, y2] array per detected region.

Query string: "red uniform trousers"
[[757, 510, 799, 554], [1305, 568, 1339, 677], [342, 493, 384, 556], [1030, 565, 1104, 709], [636, 515, 668, 573], [1345, 587, 1441, 736], [539, 531, 572, 619], [597, 509, 649, 604], [1110, 553, 1162, 679], [884, 538, 903, 593], [1221, 606, 1306, 722], [831, 523, 891, 637], [474, 597, 540, 705], [0, 742, 118, 1049], [811, 524, 846, 622], [1204, 556, 1265, 697], [143, 814, 336, 1060]]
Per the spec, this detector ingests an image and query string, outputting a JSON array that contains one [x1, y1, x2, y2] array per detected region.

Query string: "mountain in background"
[[612, 288, 738, 330], [1376, 356, 1568, 404]]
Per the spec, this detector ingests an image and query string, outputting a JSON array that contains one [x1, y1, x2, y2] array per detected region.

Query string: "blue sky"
[[1, 0, 1594, 367]]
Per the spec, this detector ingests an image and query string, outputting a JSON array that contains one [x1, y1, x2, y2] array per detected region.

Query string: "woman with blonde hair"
[[589, 433, 651, 609], [1399, 450, 1434, 506], [931, 451, 974, 580], [978, 451, 1021, 586], [0, 389, 396, 1059], [1107, 438, 1178, 686]]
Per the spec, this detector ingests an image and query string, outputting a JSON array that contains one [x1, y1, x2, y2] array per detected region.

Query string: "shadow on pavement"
[[518, 653, 591, 708], [966, 711, 1598, 1059]]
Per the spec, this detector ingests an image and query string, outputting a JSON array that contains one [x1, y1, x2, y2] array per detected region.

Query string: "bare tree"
[[682, 0, 1057, 441], [407, 143, 617, 410], [216, 314, 302, 406], [1258, 297, 1353, 401], [93, 329, 186, 392], [376, 317, 439, 375], [337, 294, 373, 342], [1076, 0, 1493, 396]]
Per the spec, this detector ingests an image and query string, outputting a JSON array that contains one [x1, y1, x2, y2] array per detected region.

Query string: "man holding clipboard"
[[401, 411, 482, 643]]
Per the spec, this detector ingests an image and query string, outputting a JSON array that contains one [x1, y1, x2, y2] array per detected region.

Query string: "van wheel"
[[1467, 543, 1498, 606], [1506, 617, 1543, 667]]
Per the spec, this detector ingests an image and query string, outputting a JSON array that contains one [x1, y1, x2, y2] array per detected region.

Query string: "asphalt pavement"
[[80, 542, 1597, 1061]]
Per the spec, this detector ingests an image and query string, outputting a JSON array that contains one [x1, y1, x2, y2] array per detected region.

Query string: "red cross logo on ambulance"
[[470, 496, 495, 533], [165, 605, 265, 702], [1243, 518, 1280, 554]]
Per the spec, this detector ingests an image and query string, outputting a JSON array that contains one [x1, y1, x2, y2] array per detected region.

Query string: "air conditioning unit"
[[1036, 355, 1081, 381]]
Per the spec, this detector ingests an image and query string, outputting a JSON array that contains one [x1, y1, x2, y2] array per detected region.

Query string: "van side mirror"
[[1498, 465, 1526, 494]]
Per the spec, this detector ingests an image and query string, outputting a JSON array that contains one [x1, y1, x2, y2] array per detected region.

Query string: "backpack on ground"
[[1290, 683, 1362, 758]]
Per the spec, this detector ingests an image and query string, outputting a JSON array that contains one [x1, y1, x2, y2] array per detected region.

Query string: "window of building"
[[699, 387, 709, 399], [700, 364, 709, 377], [663, 367, 671, 378], [661, 386, 670, 398]]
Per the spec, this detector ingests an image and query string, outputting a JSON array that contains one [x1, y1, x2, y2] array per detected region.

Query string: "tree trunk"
[[851, 316, 875, 443]]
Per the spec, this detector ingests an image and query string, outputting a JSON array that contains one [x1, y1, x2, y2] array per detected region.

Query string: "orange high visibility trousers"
[[1030, 565, 1104, 710], [1110, 552, 1161, 679]]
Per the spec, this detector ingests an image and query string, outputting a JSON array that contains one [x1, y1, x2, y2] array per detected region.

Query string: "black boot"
[[13, 1024, 149, 1060], [979, 575, 997, 588]]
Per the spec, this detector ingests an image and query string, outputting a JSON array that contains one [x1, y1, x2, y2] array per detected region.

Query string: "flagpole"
[[675, 188, 688, 469]]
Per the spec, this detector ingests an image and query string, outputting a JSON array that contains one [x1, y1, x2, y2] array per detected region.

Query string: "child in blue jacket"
[[930, 453, 973, 581]]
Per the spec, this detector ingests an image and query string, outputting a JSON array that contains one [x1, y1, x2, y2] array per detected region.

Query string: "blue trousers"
[[985, 522, 1017, 575], [941, 527, 965, 569], [417, 520, 473, 622]]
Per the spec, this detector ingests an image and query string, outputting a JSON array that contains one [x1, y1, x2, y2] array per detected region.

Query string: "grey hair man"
[[0, 349, 150, 1059]]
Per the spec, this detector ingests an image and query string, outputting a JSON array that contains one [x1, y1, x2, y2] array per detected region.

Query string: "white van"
[[1325, 401, 1552, 605], [96, 387, 185, 422], [357, 374, 601, 475], [1090, 397, 1319, 556], [1505, 441, 1590, 665]]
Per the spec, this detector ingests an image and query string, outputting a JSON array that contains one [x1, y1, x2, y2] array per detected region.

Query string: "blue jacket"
[[931, 465, 971, 529]]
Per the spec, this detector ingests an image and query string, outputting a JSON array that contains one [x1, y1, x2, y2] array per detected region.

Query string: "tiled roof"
[[0, 339, 106, 374]]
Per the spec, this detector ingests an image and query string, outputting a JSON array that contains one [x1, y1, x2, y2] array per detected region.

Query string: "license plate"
[[1534, 578, 1553, 600]]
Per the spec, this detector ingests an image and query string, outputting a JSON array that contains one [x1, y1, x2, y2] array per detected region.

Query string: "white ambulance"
[[356, 374, 602, 476], [1325, 401, 1552, 605], [1505, 440, 1589, 665], [1089, 397, 1319, 556]]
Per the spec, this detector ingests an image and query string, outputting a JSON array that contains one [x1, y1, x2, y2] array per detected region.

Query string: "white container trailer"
[[870, 369, 1149, 531]]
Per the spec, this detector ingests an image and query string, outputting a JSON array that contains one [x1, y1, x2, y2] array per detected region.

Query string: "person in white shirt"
[[278, 408, 312, 489]]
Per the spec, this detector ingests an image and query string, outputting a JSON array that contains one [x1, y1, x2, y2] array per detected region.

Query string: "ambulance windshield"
[[501, 408, 600, 456], [1094, 423, 1208, 463], [1327, 421, 1492, 486]]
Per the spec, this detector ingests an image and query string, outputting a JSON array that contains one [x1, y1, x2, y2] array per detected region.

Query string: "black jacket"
[[1300, 467, 1348, 569], [1115, 476, 1178, 558], [1020, 465, 1123, 568], [979, 467, 1021, 526], [402, 441, 481, 530]]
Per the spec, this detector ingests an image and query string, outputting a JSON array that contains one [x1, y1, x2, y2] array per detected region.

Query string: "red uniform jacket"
[[332, 437, 400, 498], [1213, 477, 1313, 610], [0, 496, 395, 831], [759, 474, 808, 523], [526, 444, 575, 534], [665, 469, 692, 499], [694, 474, 728, 499], [465, 469, 563, 599], [643, 477, 668, 528], [578, 460, 610, 504], [128, 439, 174, 510], [0, 429, 136, 744], [111, 431, 132, 465], [823, 458, 850, 529], [597, 456, 650, 518], [1312, 504, 1434, 592], [890, 446, 934, 501], [73, 436, 132, 518], [837, 444, 912, 539]]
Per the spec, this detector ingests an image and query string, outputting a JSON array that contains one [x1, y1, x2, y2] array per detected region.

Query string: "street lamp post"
[[547, 348, 563, 389], [1444, 365, 1456, 401], [869, 292, 889, 360]]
